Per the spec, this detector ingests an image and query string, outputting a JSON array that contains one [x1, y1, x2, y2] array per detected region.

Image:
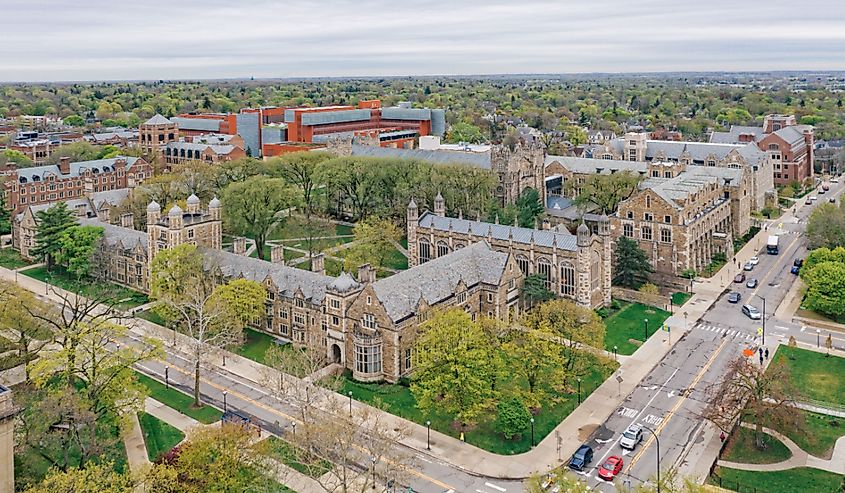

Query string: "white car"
[[620, 424, 644, 450], [832, 177, 840, 183], [748, 256, 759, 266], [810, 196, 818, 202]]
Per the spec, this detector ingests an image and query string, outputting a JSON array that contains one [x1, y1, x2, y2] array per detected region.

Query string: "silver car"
[[620, 424, 643, 450], [742, 304, 761, 320]]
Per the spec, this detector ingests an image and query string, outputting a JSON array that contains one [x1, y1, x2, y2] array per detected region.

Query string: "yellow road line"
[[627, 337, 730, 473], [150, 362, 456, 490]]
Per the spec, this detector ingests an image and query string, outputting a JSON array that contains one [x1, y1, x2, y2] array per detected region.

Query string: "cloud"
[[2, 0, 844, 81]]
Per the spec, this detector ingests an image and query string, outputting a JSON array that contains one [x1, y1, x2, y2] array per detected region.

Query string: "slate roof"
[[709, 125, 764, 144], [349, 144, 491, 169], [14, 189, 132, 221], [772, 126, 807, 146], [371, 241, 509, 322], [165, 141, 236, 155], [89, 130, 138, 142], [545, 155, 647, 174], [171, 117, 221, 132], [80, 218, 147, 249], [639, 166, 743, 208], [144, 114, 173, 125], [14, 156, 142, 183], [585, 139, 767, 165], [418, 211, 579, 251]]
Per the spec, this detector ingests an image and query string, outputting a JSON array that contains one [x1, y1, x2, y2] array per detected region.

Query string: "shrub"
[[495, 396, 531, 440], [639, 283, 659, 295]]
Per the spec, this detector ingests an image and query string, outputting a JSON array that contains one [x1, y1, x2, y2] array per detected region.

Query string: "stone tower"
[[147, 197, 223, 267], [0, 385, 18, 493], [139, 114, 178, 153], [406, 199, 419, 268], [598, 215, 612, 306], [434, 191, 445, 216], [575, 222, 592, 308], [623, 131, 648, 161], [489, 142, 546, 206]]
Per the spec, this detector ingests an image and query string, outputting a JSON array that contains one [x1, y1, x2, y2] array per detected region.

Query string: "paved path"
[[124, 411, 151, 472]]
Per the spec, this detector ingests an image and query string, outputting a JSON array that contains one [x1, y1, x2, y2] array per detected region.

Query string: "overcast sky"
[[2, 0, 844, 82]]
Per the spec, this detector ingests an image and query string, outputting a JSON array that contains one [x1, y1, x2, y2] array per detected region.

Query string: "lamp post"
[[164, 365, 170, 389], [641, 425, 661, 493], [371, 457, 376, 490], [291, 422, 296, 436], [613, 345, 618, 361], [817, 328, 821, 347], [223, 390, 228, 412], [530, 417, 535, 447], [348, 391, 353, 417], [669, 295, 673, 314], [756, 295, 766, 346], [644, 318, 649, 341], [222, 353, 226, 366], [684, 311, 688, 332], [577, 377, 582, 405], [425, 420, 431, 450]]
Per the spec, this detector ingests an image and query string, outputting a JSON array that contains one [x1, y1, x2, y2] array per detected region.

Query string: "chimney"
[[233, 236, 247, 255], [59, 156, 71, 174], [357, 263, 376, 284], [542, 218, 551, 230], [120, 213, 134, 230], [311, 253, 325, 274], [271, 245, 285, 265]]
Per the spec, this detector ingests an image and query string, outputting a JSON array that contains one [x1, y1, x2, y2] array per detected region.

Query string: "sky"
[[2, 0, 845, 82]]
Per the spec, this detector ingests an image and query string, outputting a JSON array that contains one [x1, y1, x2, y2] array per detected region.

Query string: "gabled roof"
[[418, 211, 579, 251], [772, 126, 807, 146], [144, 114, 173, 125], [81, 218, 147, 249], [14, 156, 142, 183], [371, 241, 509, 322], [349, 144, 491, 169], [545, 155, 647, 174], [709, 125, 764, 144]]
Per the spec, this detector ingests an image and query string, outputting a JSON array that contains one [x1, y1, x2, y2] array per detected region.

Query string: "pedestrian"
[[720, 431, 726, 442], [758, 347, 763, 357], [765, 348, 769, 360], [759, 354, 764, 365]]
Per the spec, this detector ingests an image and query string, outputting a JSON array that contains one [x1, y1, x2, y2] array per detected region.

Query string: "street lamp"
[[291, 422, 296, 436], [530, 417, 535, 447], [426, 420, 431, 450], [817, 328, 821, 347], [613, 345, 618, 361], [644, 318, 649, 341], [756, 295, 767, 346], [577, 377, 582, 405], [371, 457, 377, 490], [640, 425, 661, 493], [684, 311, 688, 332], [164, 365, 170, 389], [223, 390, 228, 412], [348, 391, 354, 416]]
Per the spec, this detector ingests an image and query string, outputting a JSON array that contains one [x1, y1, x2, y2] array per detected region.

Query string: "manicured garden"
[[262, 436, 333, 478], [336, 353, 617, 455], [721, 427, 792, 464], [135, 372, 221, 424], [0, 248, 31, 269], [138, 412, 185, 461], [710, 466, 843, 493], [772, 345, 845, 407], [22, 265, 148, 309], [603, 302, 671, 355]]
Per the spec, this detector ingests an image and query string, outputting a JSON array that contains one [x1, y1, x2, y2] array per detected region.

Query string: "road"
[[578, 178, 845, 491]]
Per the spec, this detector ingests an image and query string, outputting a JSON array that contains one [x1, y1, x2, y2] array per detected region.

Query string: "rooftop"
[[12, 156, 142, 183]]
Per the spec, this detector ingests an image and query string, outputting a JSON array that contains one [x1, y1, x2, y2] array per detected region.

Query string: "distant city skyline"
[[2, 0, 845, 82]]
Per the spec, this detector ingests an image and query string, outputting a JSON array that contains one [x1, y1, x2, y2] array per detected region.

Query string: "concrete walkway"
[[144, 397, 205, 436], [124, 412, 151, 472]]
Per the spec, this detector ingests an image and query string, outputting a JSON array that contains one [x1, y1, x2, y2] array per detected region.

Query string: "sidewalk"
[[123, 411, 151, 473]]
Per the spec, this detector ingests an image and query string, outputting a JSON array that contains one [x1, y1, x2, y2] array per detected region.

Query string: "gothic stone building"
[[407, 193, 611, 308]]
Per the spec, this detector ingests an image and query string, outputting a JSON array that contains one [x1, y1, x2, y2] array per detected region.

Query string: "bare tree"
[[704, 357, 804, 449]]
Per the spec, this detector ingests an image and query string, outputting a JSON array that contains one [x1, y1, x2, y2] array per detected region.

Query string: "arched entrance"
[[331, 343, 342, 364]]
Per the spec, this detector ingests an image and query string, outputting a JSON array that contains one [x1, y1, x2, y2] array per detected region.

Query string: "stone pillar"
[[233, 236, 246, 255], [0, 385, 18, 493], [406, 200, 418, 268], [357, 263, 376, 284], [311, 253, 325, 274], [271, 245, 285, 264], [120, 213, 134, 230]]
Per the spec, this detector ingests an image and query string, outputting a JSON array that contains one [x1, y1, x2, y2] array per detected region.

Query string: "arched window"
[[436, 241, 450, 257], [560, 261, 575, 296], [591, 251, 601, 291], [537, 258, 552, 289], [516, 255, 529, 275], [419, 238, 431, 263]]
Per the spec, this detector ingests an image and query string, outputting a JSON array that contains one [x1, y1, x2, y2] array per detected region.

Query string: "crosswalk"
[[692, 322, 757, 341]]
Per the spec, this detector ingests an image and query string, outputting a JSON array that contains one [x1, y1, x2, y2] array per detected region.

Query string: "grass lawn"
[[262, 436, 332, 478], [722, 426, 792, 464], [772, 345, 845, 407], [0, 248, 31, 269], [135, 372, 221, 424], [671, 292, 691, 306], [756, 410, 845, 458], [22, 265, 148, 310], [267, 215, 354, 242], [710, 467, 843, 493], [235, 328, 290, 365], [138, 412, 185, 461], [603, 303, 671, 355], [335, 353, 617, 455], [137, 309, 169, 327], [382, 247, 408, 270]]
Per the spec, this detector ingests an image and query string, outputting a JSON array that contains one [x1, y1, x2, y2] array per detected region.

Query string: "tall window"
[[560, 262, 575, 296], [516, 255, 529, 275], [419, 239, 431, 263], [362, 313, 376, 329], [404, 348, 412, 371], [661, 228, 672, 243], [642, 225, 652, 241], [537, 259, 552, 289], [355, 342, 382, 375], [591, 251, 601, 291], [436, 241, 450, 257], [623, 223, 634, 237]]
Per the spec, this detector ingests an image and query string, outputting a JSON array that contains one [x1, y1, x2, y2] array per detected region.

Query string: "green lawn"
[[135, 372, 221, 424], [267, 215, 354, 242], [262, 436, 332, 478], [138, 412, 185, 461], [756, 410, 845, 458], [382, 247, 408, 270], [671, 292, 691, 306], [0, 248, 31, 269], [335, 353, 617, 455], [235, 328, 290, 365], [137, 309, 169, 327], [603, 302, 671, 355], [22, 265, 148, 310], [710, 467, 843, 493], [722, 426, 792, 464], [772, 345, 845, 407]]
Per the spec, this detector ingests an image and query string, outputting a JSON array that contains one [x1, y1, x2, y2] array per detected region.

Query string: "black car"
[[727, 292, 741, 303], [794, 258, 804, 267], [569, 444, 594, 471]]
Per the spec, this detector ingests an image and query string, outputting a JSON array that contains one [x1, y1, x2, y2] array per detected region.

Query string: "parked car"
[[819, 188, 826, 194], [620, 424, 644, 450], [791, 265, 800, 274], [734, 273, 746, 283], [832, 177, 840, 183], [743, 262, 754, 271], [597, 456, 624, 481], [805, 197, 813, 205], [727, 292, 742, 303], [742, 304, 762, 320], [748, 256, 760, 266], [568, 444, 594, 471], [746, 278, 758, 288], [811, 196, 818, 202], [794, 258, 804, 267]]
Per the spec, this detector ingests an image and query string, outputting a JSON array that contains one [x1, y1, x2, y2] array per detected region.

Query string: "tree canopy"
[[613, 236, 654, 288], [222, 176, 299, 261]]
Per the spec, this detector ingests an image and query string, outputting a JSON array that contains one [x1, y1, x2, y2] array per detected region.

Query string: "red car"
[[597, 455, 624, 481]]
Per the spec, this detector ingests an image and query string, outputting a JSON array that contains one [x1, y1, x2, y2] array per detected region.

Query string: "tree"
[[0, 149, 34, 167], [411, 309, 496, 425], [522, 274, 554, 306], [806, 202, 845, 249], [23, 462, 134, 493], [639, 282, 659, 295], [825, 333, 833, 355], [525, 472, 592, 493], [446, 122, 485, 144], [150, 244, 265, 406], [270, 151, 333, 215], [803, 261, 845, 318], [56, 225, 104, 279], [501, 323, 566, 409], [0, 282, 51, 381], [222, 176, 299, 261], [522, 299, 606, 374], [704, 357, 804, 449], [43, 142, 102, 165], [569, 171, 642, 214], [62, 115, 85, 127], [31, 201, 76, 270], [0, 181, 11, 235], [613, 236, 654, 288], [342, 217, 402, 271], [495, 396, 532, 440], [515, 187, 545, 228]]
